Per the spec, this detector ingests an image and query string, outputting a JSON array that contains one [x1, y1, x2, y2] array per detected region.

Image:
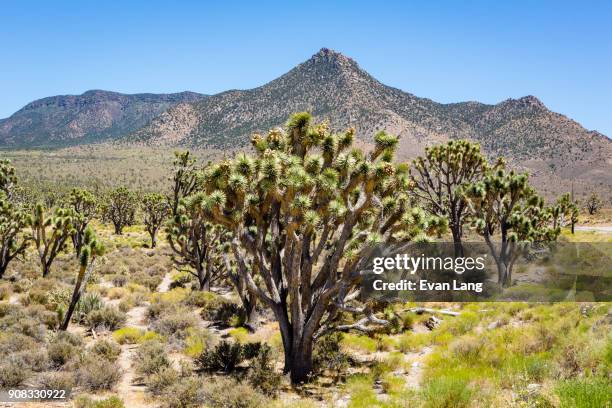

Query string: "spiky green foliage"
[[166, 193, 226, 290], [31, 203, 76, 277], [102, 187, 137, 235], [141, 193, 169, 248], [170, 151, 202, 216], [61, 226, 105, 330], [410, 140, 496, 255], [550, 192, 579, 233], [464, 167, 560, 286], [202, 112, 446, 383], [585, 192, 602, 215], [67, 188, 98, 255], [0, 160, 18, 201], [0, 196, 30, 278]]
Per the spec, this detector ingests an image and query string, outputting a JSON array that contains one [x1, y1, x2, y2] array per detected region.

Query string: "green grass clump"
[[183, 327, 215, 358], [556, 378, 612, 408], [228, 327, 250, 343], [341, 333, 378, 353], [112, 327, 162, 345], [345, 374, 378, 408], [420, 376, 472, 408]]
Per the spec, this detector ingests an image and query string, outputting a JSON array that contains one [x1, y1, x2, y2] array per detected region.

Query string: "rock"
[[424, 316, 441, 330]]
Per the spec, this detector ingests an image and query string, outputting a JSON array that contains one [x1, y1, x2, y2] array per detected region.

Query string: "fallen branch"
[[409, 307, 460, 317]]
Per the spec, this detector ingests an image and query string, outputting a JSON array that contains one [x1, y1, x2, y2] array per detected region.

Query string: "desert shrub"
[[200, 377, 268, 408], [344, 374, 377, 408], [73, 395, 125, 408], [196, 340, 244, 373], [313, 332, 352, 380], [15, 348, 49, 372], [54, 329, 84, 346], [183, 327, 215, 358], [10, 316, 46, 341], [0, 302, 20, 318], [48, 340, 77, 367], [199, 294, 242, 326], [381, 373, 406, 394], [36, 371, 76, 390], [0, 332, 37, 354], [158, 376, 203, 408], [112, 274, 128, 287], [26, 304, 58, 328], [0, 357, 29, 387], [248, 345, 281, 397], [134, 340, 171, 377], [229, 327, 250, 343], [449, 335, 484, 361], [169, 272, 193, 289], [147, 366, 181, 396], [76, 355, 121, 391], [87, 306, 126, 330], [398, 332, 431, 353], [107, 287, 128, 300], [0, 282, 12, 300], [152, 310, 198, 340], [242, 341, 264, 360], [89, 339, 121, 362], [420, 376, 472, 408], [112, 327, 145, 344]]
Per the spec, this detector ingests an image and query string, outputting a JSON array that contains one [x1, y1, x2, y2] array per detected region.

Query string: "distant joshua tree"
[[585, 192, 603, 215], [141, 192, 169, 248], [102, 187, 137, 234]]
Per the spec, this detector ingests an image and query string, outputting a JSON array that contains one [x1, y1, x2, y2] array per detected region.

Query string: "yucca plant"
[[67, 188, 97, 255]]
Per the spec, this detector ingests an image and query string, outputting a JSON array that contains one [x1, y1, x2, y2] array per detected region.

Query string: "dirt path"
[[114, 272, 173, 408]]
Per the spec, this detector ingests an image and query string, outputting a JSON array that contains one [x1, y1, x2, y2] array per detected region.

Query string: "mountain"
[[127, 48, 611, 193], [0, 90, 206, 147]]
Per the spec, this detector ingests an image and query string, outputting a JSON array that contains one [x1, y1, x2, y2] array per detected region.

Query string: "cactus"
[[464, 166, 560, 287], [102, 186, 137, 235], [67, 188, 98, 255], [60, 226, 105, 331], [199, 112, 445, 383], [31, 203, 76, 277], [141, 192, 169, 248], [410, 140, 498, 256]]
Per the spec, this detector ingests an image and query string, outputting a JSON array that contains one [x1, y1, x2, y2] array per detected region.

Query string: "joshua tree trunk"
[[60, 264, 88, 330], [148, 229, 157, 248], [275, 307, 315, 383], [113, 223, 122, 235], [451, 226, 464, 257], [241, 294, 258, 332]]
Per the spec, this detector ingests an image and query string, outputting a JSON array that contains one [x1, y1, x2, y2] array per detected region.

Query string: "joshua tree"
[[60, 227, 104, 331], [170, 151, 202, 216], [67, 188, 98, 255], [201, 112, 445, 383], [0, 196, 31, 279], [167, 193, 225, 290], [464, 168, 560, 287], [31, 204, 76, 277], [585, 192, 603, 215], [141, 192, 169, 248], [102, 187, 137, 235], [552, 193, 579, 234], [0, 160, 18, 200], [410, 140, 496, 256]]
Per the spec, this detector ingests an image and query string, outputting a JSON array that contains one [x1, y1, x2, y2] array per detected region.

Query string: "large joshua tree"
[[0, 160, 18, 200], [67, 188, 98, 255], [141, 192, 169, 248], [0, 196, 30, 279], [202, 112, 445, 383], [464, 168, 560, 287], [410, 140, 495, 256], [60, 227, 104, 331], [31, 204, 76, 277]]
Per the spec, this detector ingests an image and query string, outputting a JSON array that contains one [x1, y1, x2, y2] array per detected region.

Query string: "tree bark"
[[242, 295, 258, 332]]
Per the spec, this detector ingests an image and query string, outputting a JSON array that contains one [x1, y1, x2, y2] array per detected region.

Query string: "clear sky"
[[1, 1, 611, 136]]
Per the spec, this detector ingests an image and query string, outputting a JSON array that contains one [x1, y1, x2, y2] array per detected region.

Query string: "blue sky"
[[1, 1, 611, 136]]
